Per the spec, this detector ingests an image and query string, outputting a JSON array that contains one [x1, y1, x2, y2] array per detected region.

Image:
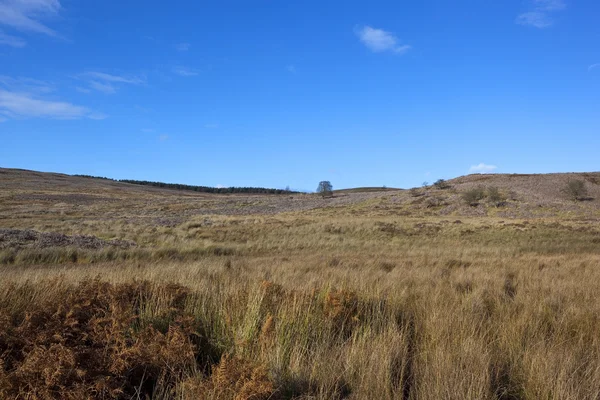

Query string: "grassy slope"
[[1, 168, 600, 399]]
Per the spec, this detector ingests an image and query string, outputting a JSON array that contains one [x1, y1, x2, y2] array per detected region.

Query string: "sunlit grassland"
[[2, 202, 600, 399]]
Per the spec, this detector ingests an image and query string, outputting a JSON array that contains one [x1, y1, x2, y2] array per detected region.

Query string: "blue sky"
[[1, 0, 599, 190]]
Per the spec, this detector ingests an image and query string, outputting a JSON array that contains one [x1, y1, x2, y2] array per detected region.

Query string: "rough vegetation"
[[1, 168, 600, 399]]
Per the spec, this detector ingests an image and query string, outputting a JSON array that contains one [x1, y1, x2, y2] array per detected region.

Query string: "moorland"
[[1, 168, 600, 399]]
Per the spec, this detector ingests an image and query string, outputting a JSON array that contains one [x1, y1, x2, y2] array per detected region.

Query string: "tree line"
[[74, 175, 296, 195]]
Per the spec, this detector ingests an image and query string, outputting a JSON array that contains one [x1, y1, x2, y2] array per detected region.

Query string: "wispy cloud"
[[516, 0, 566, 28], [0, 74, 105, 120], [355, 26, 411, 54], [78, 71, 145, 94], [172, 66, 199, 77], [0, 0, 62, 40], [469, 163, 498, 174], [516, 11, 552, 28], [0, 29, 25, 47], [0, 75, 54, 94], [75, 86, 91, 94], [286, 64, 296, 73], [88, 80, 116, 94], [588, 63, 600, 72], [159, 134, 169, 141], [81, 72, 145, 85], [175, 42, 190, 51], [0, 89, 101, 120], [534, 0, 566, 11]]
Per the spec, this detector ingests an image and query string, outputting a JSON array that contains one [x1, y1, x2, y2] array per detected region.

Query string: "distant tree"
[[317, 181, 333, 198], [285, 185, 291, 193], [562, 179, 589, 201], [434, 179, 450, 190], [422, 181, 429, 188]]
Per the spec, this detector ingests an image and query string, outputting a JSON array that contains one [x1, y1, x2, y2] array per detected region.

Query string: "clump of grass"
[[0, 245, 239, 266]]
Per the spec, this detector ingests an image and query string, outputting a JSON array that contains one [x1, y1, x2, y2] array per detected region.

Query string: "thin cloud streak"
[[588, 63, 600, 72], [0, 89, 101, 120], [0, 29, 25, 47], [516, 0, 566, 28], [80, 72, 145, 85], [172, 66, 199, 77], [516, 11, 552, 28], [78, 71, 145, 94], [0, 0, 61, 37]]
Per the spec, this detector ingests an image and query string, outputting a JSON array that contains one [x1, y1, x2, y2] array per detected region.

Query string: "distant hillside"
[[395, 172, 600, 219], [1, 167, 599, 219]]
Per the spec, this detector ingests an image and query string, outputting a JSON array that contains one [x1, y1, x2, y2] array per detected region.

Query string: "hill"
[[1, 168, 599, 221]]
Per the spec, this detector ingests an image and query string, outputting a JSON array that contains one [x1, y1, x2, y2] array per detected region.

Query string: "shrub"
[[425, 196, 447, 208], [433, 179, 450, 190], [561, 179, 589, 201], [487, 186, 506, 207], [409, 187, 423, 197], [462, 186, 486, 206]]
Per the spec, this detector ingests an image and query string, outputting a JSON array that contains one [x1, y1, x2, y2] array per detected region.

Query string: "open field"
[[1, 168, 600, 399]]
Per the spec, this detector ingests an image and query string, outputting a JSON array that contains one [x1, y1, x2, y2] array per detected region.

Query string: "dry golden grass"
[[1, 169, 600, 399]]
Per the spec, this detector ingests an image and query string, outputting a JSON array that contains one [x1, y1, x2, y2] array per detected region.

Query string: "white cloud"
[[172, 66, 199, 77], [78, 71, 145, 94], [516, 0, 566, 28], [0, 88, 99, 119], [0, 115, 6, 122], [286, 64, 296, 73], [588, 63, 600, 72], [355, 25, 411, 54], [516, 11, 552, 28], [175, 42, 190, 51], [216, 184, 226, 189], [469, 163, 498, 174], [0, 29, 25, 46], [0, 0, 61, 37]]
